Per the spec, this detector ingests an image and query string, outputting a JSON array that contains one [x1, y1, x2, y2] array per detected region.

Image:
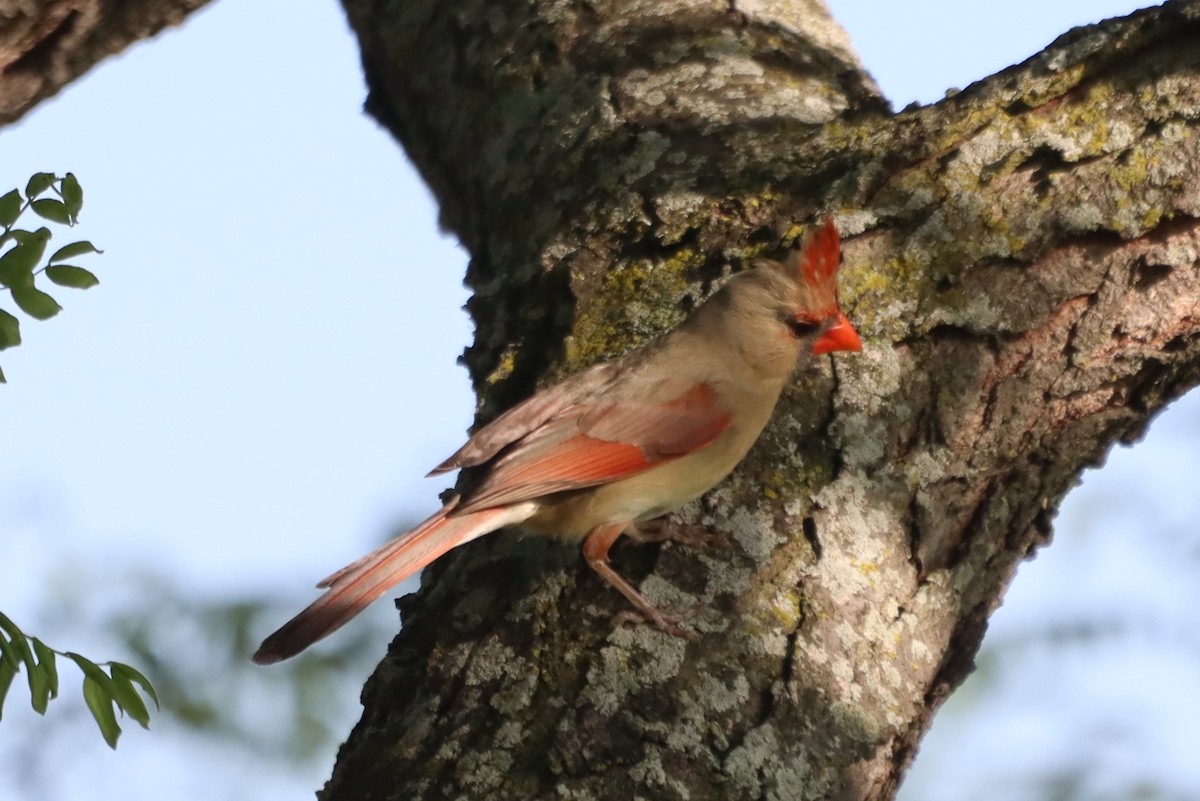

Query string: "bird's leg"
[[582, 522, 699, 640], [625, 517, 733, 551]]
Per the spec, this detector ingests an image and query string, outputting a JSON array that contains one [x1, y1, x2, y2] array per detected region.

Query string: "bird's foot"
[[627, 518, 733, 551], [585, 521, 704, 641], [612, 601, 703, 641]]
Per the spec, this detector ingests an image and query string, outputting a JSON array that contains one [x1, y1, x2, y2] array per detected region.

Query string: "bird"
[[253, 217, 861, 664]]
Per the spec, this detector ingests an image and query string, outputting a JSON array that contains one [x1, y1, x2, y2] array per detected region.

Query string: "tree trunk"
[[315, 1, 1200, 799], [0, 0, 213, 125]]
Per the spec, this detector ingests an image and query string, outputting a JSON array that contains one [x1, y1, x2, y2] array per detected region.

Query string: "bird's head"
[[764, 215, 862, 356], [711, 216, 861, 379]]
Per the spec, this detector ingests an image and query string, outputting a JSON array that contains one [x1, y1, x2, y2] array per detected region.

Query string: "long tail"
[[252, 500, 534, 664]]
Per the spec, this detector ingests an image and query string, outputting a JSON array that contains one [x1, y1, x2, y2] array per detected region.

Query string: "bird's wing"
[[456, 382, 731, 512], [427, 361, 622, 476]]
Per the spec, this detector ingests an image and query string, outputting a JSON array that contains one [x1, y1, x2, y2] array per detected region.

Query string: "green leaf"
[[69, 652, 129, 745], [82, 675, 121, 749], [28, 657, 51, 714], [0, 364, 6, 383], [0, 629, 19, 723], [25, 173, 56, 199], [0, 659, 16, 722], [49, 240, 101, 264], [65, 652, 112, 687], [106, 668, 150, 728], [0, 629, 19, 670], [109, 662, 159, 710], [0, 616, 47, 715], [60, 173, 83, 218], [0, 309, 19, 350], [0, 230, 50, 287], [0, 610, 25, 642], [12, 637, 35, 674], [0, 190, 22, 229], [31, 199, 71, 225], [11, 285, 61, 320], [31, 639, 58, 699], [45, 264, 99, 289]]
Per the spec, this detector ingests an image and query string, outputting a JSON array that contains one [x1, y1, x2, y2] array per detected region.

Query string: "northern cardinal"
[[253, 217, 861, 664]]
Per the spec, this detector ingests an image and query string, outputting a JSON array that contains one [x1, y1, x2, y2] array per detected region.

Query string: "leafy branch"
[[0, 171, 155, 749], [0, 611, 159, 749], [0, 172, 102, 383]]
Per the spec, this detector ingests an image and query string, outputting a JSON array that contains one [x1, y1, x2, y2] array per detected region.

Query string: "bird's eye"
[[787, 318, 820, 338]]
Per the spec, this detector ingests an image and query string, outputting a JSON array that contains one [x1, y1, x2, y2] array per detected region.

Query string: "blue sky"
[[2, 1, 1193, 799]]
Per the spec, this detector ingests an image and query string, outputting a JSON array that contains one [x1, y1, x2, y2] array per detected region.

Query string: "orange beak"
[[811, 312, 862, 355]]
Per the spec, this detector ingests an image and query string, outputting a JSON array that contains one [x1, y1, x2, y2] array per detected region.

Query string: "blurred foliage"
[[103, 572, 384, 761], [2, 561, 390, 799], [1, 563, 390, 800], [0, 172, 102, 383]]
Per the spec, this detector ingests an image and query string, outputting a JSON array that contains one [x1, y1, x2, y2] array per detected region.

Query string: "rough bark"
[[322, 1, 1200, 799], [0, 0, 212, 125]]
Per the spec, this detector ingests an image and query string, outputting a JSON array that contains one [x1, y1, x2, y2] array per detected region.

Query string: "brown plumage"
[[253, 217, 860, 664]]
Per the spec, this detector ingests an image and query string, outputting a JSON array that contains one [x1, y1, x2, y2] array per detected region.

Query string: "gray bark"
[[322, 1, 1200, 798], [315, 1, 1200, 799], [321, 0, 1200, 796], [0, 0, 213, 125]]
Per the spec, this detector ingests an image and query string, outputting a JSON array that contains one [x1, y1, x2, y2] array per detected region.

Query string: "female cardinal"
[[253, 217, 861, 663]]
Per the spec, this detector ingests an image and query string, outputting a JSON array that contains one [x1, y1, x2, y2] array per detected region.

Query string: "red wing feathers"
[[456, 382, 731, 513], [459, 433, 652, 509]]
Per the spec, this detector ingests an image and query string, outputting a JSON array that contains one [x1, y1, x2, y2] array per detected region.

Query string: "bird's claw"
[[627, 519, 733, 551], [612, 601, 704, 640]]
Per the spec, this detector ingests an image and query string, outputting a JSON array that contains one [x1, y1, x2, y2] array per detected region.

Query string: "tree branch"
[[323, 1, 1200, 798], [0, 0, 213, 126]]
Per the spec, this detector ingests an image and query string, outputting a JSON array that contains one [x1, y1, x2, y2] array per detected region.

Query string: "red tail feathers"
[[252, 502, 533, 664]]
